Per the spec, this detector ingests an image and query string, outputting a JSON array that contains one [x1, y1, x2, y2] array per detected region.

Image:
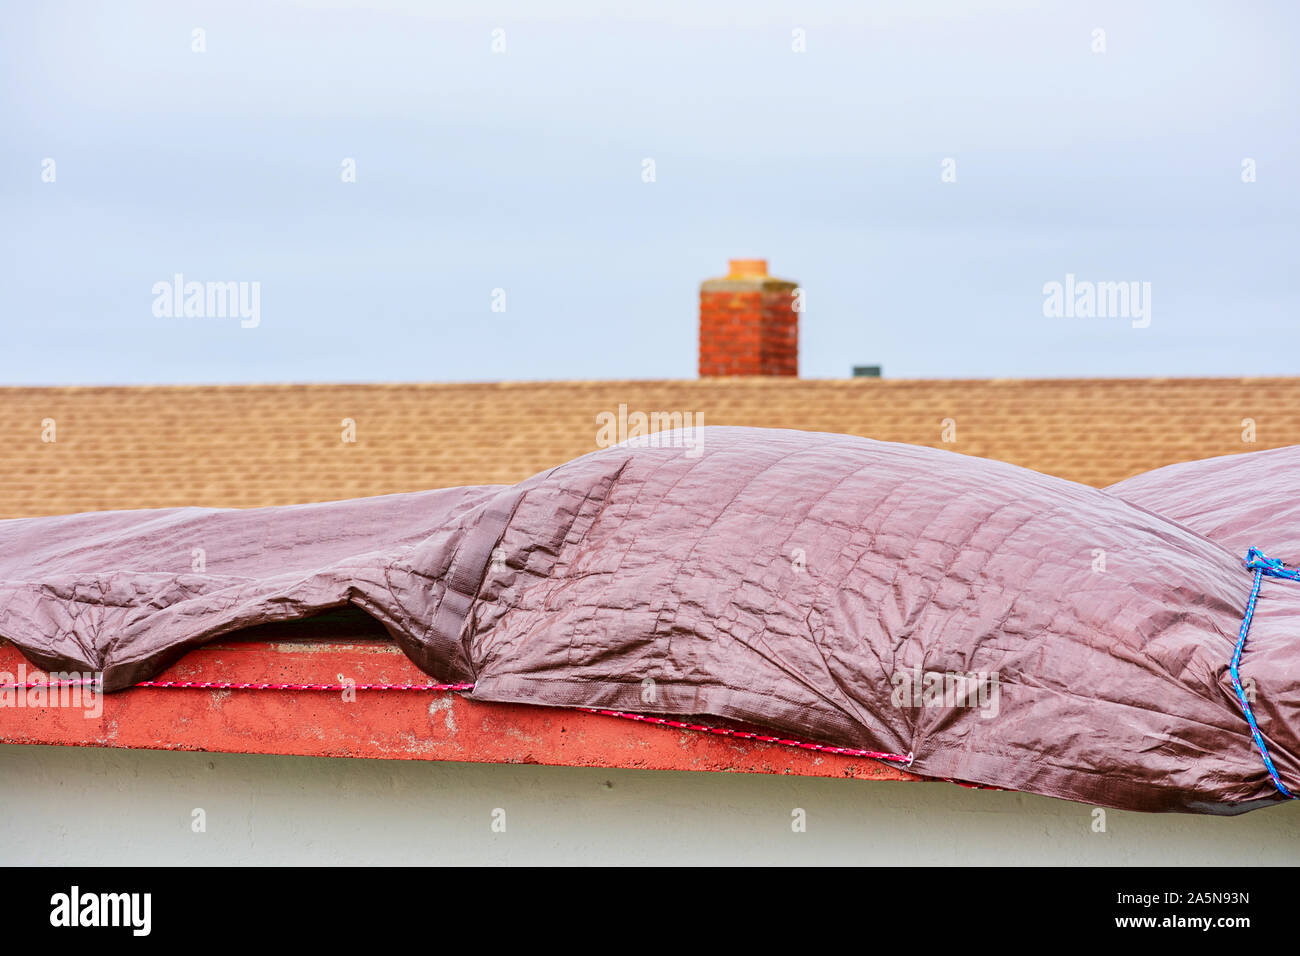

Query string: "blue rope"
[[1231, 548, 1299, 799]]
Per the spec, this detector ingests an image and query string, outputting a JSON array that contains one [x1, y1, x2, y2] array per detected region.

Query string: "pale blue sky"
[[2, 0, 1296, 385]]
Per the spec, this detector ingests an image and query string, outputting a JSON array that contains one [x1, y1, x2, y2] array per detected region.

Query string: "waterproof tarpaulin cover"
[[2, 427, 1297, 814]]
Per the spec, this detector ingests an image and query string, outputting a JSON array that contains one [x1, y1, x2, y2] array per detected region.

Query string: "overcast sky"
[[2, 0, 1296, 385]]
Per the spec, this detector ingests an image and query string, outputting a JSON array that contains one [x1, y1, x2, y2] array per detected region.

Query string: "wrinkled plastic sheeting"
[[2, 427, 1297, 814]]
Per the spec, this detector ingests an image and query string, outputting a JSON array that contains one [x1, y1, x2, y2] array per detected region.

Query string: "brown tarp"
[[2, 427, 1296, 814]]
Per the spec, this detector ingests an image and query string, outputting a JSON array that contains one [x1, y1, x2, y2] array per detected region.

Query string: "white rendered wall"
[[1, 744, 1296, 865]]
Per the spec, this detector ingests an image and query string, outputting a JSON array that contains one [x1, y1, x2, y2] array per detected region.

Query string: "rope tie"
[[575, 707, 913, 764], [1232, 548, 1299, 799]]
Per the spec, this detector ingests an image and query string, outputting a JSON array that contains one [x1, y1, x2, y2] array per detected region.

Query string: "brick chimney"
[[699, 259, 799, 377]]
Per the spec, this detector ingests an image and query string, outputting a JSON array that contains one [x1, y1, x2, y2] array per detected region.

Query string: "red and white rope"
[[1, 678, 912, 765]]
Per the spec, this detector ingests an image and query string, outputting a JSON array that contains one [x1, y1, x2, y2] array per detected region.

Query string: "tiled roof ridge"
[[0, 373, 1294, 395]]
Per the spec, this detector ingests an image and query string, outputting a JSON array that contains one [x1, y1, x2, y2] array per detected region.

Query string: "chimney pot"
[[727, 259, 768, 279]]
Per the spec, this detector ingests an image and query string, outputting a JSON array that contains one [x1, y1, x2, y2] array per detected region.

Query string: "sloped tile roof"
[[0, 377, 1296, 519]]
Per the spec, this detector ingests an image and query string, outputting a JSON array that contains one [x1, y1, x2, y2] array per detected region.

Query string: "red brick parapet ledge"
[[0, 638, 915, 782]]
